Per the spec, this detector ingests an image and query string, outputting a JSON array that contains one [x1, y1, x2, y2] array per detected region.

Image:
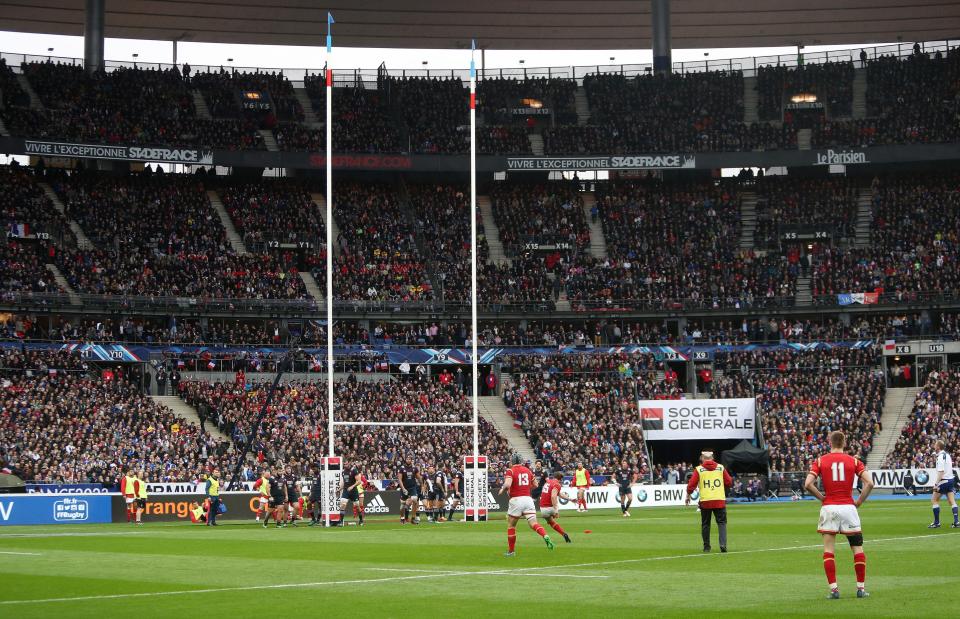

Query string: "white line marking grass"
[[0, 532, 945, 606]]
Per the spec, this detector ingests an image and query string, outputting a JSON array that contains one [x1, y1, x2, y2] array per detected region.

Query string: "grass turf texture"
[[0, 500, 956, 618]]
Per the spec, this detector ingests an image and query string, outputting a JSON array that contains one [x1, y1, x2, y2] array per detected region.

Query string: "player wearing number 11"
[[804, 430, 875, 600], [500, 453, 554, 556]]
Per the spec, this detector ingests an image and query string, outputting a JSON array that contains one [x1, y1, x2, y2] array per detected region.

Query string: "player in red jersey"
[[804, 430, 875, 600], [499, 454, 554, 556], [573, 462, 591, 512], [539, 472, 572, 543]]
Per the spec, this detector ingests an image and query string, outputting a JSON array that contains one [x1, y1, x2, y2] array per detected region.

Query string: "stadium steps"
[[0, 116, 8, 136], [582, 193, 608, 260], [743, 76, 759, 124], [852, 68, 868, 120], [795, 275, 812, 306], [478, 396, 537, 462], [191, 90, 212, 120], [206, 190, 250, 256], [739, 191, 758, 250], [37, 182, 94, 250], [15, 73, 44, 111], [527, 133, 544, 156], [311, 192, 340, 257], [478, 195, 511, 266], [258, 129, 279, 152], [796, 128, 812, 150], [574, 87, 590, 125], [150, 395, 233, 444], [866, 387, 920, 469], [45, 263, 81, 305], [854, 187, 873, 247], [298, 271, 324, 303], [555, 289, 571, 311], [293, 87, 323, 129]]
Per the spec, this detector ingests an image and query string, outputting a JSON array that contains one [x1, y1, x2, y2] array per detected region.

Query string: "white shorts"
[[259, 497, 269, 506], [540, 506, 558, 519], [507, 496, 537, 518], [124, 497, 134, 505], [817, 504, 862, 534]]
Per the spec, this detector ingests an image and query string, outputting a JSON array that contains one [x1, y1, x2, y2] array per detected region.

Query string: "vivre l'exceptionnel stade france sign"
[[505, 154, 696, 171]]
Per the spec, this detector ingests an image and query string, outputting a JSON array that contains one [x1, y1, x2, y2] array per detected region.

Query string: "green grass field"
[[0, 499, 956, 618]]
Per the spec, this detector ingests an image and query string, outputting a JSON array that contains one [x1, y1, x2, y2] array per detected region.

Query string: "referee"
[[685, 451, 732, 552]]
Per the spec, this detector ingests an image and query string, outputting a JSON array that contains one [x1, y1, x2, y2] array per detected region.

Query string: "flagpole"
[[469, 40, 479, 462], [325, 12, 335, 458]]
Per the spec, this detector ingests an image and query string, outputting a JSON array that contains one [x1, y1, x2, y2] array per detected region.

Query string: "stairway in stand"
[[293, 87, 323, 129], [478, 396, 536, 462], [257, 129, 279, 152], [298, 271, 324, 304], [854, 187, 873, 247], [207, 190, 249, 255], [866, 387, 919, 470], [574, 87, 590, 125], [582, 193, 608, 260], [527, 133, 544, 156], [37, 182, 94, 250], [45, 264, 81, 305], [15, 73, 44, 110], [852, 68, 867, 119], [795, 276, 812, 306], [796, 128, 812, 150], [311, 192, 340, 257], [191, 90, 212, 120], [150, 396, 233, 443], [478, 195, 510, 266], [739, 191, 757, 250], [743, 76, 759, 124]]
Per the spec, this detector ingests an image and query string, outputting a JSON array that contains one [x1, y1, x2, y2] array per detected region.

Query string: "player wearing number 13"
[[804, 430, 875, 600], [500, 453, 554, 556]]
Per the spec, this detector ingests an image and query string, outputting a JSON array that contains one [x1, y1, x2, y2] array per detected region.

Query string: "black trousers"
[[207, 497, 221, 525], [700, 506, 727, 548]]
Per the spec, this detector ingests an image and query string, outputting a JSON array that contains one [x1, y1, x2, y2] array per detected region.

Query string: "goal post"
[[464, 455, 488, 522]]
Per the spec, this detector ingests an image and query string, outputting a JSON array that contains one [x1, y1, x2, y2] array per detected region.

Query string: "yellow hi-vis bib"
[[208, 478, 220, 497], [697, 465, 726, 502], [575, 469, 588, 486], [136, 478, 148, 499]]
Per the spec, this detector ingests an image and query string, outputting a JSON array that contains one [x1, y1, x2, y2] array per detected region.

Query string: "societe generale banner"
[[639, 398, 757, 441]]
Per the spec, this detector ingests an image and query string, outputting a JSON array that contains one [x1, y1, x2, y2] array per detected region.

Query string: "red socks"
[[550, 521, 566, 536], [823, 552, 837, 588], [854, 552, 866, 588], [578, 499, 587, 510], [507, 527, 517, 553], [533, 523, 547, 537]]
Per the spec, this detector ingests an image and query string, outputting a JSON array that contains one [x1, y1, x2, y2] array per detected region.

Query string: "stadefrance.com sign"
[[639, 398, 757, 440], [23, 140, 214, 165], [505, 154, 695, 171]]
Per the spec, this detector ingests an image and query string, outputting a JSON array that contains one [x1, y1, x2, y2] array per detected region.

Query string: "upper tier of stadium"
[[1, 1, 956, 49]]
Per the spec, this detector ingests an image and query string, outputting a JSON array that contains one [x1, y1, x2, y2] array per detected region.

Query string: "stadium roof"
[[1, 0, 958, 50]]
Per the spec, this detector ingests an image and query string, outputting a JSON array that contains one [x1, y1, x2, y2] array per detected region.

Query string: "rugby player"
[[804, 431, 875, 599], [268, 469, 287, 528], [398, 459, 421, 524], [284, 466, 300, 527], [121, 468, 138, 523], [499, 453, 554, 556], [339, 464, 365, 526], [134, 469, 148, 525], [539, 472, 571, 543], [614, 460, 637, 517], [254, 468, 272, 524], [573, 462, 591, 512], [446, 467, 464, 522], [426, 466, 447, 522], [928, 439, 959, 528]]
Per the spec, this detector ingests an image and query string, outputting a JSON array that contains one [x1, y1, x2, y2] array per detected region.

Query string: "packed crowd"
[[715, 348, 883, 471], [0, 349, 228, 483], [753, 176, 860, 247], [756, 61, 854, 121], [178, 376, 512, 478], [49, 171, 307, 299], [884, 369, 960, 469], [193, 68, 303, 122], [566, 179, 796, 309], [501, 352, 680, 473], [478, 77, 578, 125], [219, 181, 325, 251], [810, 174, 960, 301]]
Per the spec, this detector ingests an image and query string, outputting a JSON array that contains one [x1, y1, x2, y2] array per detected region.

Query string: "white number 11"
[[830, 462, 846, 482]]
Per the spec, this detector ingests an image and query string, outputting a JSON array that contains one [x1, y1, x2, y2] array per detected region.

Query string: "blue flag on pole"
[[328, 12, 335, 25]]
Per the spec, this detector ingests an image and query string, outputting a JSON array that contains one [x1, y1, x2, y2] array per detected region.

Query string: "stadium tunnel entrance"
[[647, 439, 746, 481]]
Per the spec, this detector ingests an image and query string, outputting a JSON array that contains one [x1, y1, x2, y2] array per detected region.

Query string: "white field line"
[[0, 532, 946, 606], [366, 567, 607, 579], [0, 550, 41, 556]]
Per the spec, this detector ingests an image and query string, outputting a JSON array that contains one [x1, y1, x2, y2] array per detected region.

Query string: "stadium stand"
[[884, 369, 959, 469]]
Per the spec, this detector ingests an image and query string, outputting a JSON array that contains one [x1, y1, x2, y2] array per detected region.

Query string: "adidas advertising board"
[[557, 484, 690, 510], [639, 398, 756, 440], [365, 495, 391, 513]]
